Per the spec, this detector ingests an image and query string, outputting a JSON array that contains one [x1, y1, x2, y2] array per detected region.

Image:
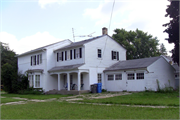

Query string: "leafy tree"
[[112, 28, 161, 60], [163, 0, 179, 65], [159, 43, 167, 55]]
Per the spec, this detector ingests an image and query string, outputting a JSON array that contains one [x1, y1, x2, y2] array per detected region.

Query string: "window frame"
[[97, 73, 102, 83], [127, 73, 135, 80], [107, 74, 114, 81], [136, 73, 144, 80], [115, 74, 122, 80]]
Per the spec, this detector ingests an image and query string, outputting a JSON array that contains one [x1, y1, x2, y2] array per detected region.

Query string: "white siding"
[[146, 57, 175, 91]]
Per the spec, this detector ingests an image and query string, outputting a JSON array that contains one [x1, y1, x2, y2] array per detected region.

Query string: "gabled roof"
[[48, 64, 84, 72], [16, 39, 71, 57], [54, 35, 105, 51], [104, 56, 161, 71], [172, 64, 179, 72]]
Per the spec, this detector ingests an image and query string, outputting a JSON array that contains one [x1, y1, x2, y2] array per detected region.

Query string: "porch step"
[[45, 89, 90, 95]]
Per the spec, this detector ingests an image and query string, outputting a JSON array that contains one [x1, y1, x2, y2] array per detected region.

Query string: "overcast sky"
[[0, 0, 174, 55]]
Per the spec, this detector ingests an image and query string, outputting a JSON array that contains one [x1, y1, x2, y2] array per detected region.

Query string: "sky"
[[0, 0, 174, 55]]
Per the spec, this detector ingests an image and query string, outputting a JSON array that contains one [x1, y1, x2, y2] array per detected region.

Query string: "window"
[[127, 73, 134, 80], [35, 75, 40, 88], [76, 49, 79, 58], [108, 75, 114, 81], [57, 53, 59, 62], [37, 54, 42, 65], [61, 52, 64, 61], [28, 75, 34, 87], [81, 74, 83, 84], [137, 73, 144, 79], [74, 49, 76, 59], [31, 54, 42, 65], [111, 51, 119, 60], [97, 49, 102, 58], [97, 74, 102, 83], [115, 74, 122, 80]]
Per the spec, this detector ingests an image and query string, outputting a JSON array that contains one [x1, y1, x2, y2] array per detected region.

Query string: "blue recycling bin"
[[97, 83, 102, 93]]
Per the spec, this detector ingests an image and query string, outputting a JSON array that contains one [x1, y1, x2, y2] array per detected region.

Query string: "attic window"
[[97, 49, 102, 58]]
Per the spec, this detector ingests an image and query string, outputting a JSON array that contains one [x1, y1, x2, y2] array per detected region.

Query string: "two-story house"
[[17, 28, 126, 92], [17, 27, 176, 92]]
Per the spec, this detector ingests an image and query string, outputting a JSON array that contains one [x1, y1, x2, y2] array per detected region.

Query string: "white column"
[[78, 72, 81, 91], [33, 74, 36, 88], [58, 74, 60, 91], [67, 73, 70, 91]]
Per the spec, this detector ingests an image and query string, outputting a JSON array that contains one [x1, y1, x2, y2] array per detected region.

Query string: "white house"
[[17, 27, 176, 92]]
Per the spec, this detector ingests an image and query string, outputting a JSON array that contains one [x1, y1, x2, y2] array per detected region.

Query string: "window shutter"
[[117, 52, 119, 60], [62, 52, 64, 61], [111, 51, 114, 60], [31, 56, 32, 66], [74, 49, 76, 59], [65, 51, 67, 60], [57, 53, 59, 62], [70, 50, 72, 60], [34, 55, 36, 65], [79, 48, 82, 58], [37, 55, 39, 65]]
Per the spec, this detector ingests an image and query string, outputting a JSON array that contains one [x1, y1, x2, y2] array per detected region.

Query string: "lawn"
[[1, 101, 179, 119], [1, 94, 72, 100], [80, 91, 180, 106], [1, 97, 25, 103]]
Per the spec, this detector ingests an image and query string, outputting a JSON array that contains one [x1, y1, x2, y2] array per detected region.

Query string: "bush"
[[18, 87, 44, 95], [156, 79, 174, 93]]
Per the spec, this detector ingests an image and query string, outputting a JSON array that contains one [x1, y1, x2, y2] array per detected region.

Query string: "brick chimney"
[[102, 27, 108, 35]]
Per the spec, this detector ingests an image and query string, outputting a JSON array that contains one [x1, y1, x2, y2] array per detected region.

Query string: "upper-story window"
[[111, 51, 119, 60], [97, 49, 102, 58], [31, 54, 42, 66], [57, 48, 82, 62]]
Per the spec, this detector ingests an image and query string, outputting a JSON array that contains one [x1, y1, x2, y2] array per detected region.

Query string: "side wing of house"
[[146, 57, 175, 91], [17, 40, 72, 91]]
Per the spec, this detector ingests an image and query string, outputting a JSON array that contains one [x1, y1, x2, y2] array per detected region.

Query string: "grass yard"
[[1, 101, 179, 119], [1, 97, 25, 103], [1, 94, 72, 100], [80, 91, 180, 106]]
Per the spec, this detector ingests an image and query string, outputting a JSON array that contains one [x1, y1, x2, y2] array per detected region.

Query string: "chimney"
[[102, 27, 108, 35]]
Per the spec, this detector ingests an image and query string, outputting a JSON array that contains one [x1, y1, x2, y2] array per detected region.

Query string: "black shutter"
[[57, 53, 59, 62], [70, 50, 72, 60], [62, 52, 64, 61], [111, 51, 114, 60], [34, 55, 36, 65], [74, 49, 76, 59], [117, 52, 119, 60], [79, 48, 82, 58], [65, 51, 67, 60], [31, 56, 32, 66], [37, 55, 39, 65]]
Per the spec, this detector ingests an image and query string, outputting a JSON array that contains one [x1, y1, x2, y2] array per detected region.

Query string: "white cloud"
[[38, 0, 67, 8], [0, 32, 64, 54]]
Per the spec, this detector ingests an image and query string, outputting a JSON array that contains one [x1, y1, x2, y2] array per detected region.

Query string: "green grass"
[[1, 97, 25, 103], [1, 101, 179, 119], [80, 91, 180, 106], [1, 94, 72, 100]]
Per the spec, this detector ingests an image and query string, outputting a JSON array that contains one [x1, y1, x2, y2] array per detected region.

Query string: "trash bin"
[[91, 84, 97, 93], [97, 83, 102, 93]]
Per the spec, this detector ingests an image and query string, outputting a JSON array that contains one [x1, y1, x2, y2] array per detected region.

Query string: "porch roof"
[[26, 69, 44, 73], [48, 64, 84, 72]]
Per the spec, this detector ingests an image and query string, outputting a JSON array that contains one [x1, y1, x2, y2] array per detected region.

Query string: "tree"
[[159, 43, 167, 55], [163, 0, 179, 65], [112, 28, 161, 60]]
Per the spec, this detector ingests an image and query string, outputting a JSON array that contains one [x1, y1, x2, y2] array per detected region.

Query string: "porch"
[[48, 64, 89, 91]]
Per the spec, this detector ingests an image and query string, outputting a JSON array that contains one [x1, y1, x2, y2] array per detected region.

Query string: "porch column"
[[67, 73, 70, 91], [58, 74, 60, 91], [78, 72, 81, 91], [33, 75, 36, 88]]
